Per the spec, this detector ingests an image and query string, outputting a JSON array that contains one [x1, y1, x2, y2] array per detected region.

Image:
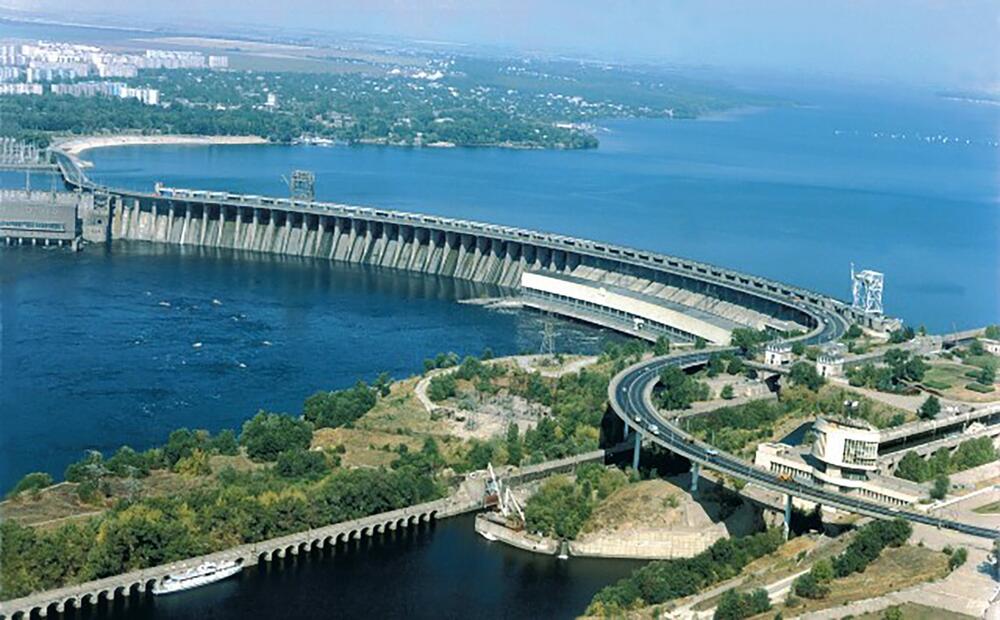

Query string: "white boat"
[[479, 530, 498, 542], [152, 559, 243, 595]]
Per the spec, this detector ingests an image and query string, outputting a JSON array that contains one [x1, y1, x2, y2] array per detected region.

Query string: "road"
[[608, 309, 1000, 541]]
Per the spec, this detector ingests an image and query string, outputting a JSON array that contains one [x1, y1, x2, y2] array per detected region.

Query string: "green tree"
[[930, 474, 949, 500], [240, 411, 313, 462], [427, 373, 457, 402], [895, 451, 929, 482], [789, 362, 824, 391], [653, 335, 671, 356], [274, 448, 328, 479], [721, 385, 735, 400], [917, 395, 941, 420], [210, 429, 240, 456], [506, 424, 523, 466], [6, 472, 53, 499]]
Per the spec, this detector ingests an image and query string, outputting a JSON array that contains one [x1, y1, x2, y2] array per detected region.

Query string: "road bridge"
[[608, 352, 1000, 541], [49, 147, 888, 347]]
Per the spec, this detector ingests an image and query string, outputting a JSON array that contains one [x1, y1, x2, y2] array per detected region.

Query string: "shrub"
[[427, 373, 458, 402], [966, 382, 995, 394], [587, 529, 783, 614], [6, 472, 53, 499], [274, 448, 328, 479], [917, 396, 940, 420], [789, 362, 824, 391], [714, 587, 771, 620], [792, 573, 829, 599], [948, 547, 968, 570], [210, 429, 240, 456], [303, 382, 377, 428], [721, 385, 735, 400], [240, 411, 313, 462], [930, 474, 949, 500], [922, 379, 950, 391]]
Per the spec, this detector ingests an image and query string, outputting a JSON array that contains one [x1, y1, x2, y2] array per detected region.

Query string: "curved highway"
[[609, 345, 1000, 540]]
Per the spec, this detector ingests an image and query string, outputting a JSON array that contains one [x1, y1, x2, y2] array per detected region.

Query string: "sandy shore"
[[56, 134, 268, 157]]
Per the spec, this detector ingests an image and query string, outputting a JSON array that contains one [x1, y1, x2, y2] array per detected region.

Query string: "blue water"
[[83, 88, 1000, 332], [0, 245, 614, 489]]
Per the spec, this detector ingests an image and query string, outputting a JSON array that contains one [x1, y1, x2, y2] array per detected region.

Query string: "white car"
[[705, 448, 719, 457], [648, 424, 660, 435]]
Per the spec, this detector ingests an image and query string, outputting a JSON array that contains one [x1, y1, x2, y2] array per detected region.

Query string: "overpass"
[[608, 352, 1000, 541], [47, 146, 888, 348]]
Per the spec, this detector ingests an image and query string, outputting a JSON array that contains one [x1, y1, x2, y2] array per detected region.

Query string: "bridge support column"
[[631, 432, 641, 471], [783, 494, 793, 541], [690, 462, 700, 494]]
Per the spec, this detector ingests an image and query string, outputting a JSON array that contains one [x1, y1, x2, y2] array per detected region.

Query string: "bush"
[[832, 519, 911, 578], [587, 529, 784, 614], [303, 382, 377, 428], [240, 411, 313, 462], [922, 379, 950, 391], [917, 395, 940, 420], [714, 587, 771, 620], [721, 385, 735, 400], [966, 382, 995, 393], [930, 474, 949, 500], [792, 573, 829, 599], [948, 547, 968, 570], [210, 429, 240, 456], [427, 373, 457, 402], [6, 472, 53, 498], [274, 448, 328, 479], [789, 362, 824, 391]]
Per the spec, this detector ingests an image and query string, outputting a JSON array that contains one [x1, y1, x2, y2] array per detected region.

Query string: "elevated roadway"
[[608, 349, 1000, 540]]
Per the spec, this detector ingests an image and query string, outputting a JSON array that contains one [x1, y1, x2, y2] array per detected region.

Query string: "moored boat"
[[152, 559, 243, 595]]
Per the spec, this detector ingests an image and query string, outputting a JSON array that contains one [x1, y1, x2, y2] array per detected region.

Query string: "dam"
[[23, 147, 898, 348]]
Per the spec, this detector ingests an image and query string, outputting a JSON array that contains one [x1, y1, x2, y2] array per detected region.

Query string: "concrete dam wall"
[[103, 188, 843, 337]]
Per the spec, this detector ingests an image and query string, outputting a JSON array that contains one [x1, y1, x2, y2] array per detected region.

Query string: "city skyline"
[[3, 0, 999, 90]]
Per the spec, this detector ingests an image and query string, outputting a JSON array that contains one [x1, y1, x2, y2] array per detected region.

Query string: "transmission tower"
[[851, 263, 884, 315], [539, 321, 557, 356], [286, 170, 315, 202]]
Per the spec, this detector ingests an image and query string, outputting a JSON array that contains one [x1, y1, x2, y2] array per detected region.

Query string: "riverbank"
[[55, 134, 268, 158]]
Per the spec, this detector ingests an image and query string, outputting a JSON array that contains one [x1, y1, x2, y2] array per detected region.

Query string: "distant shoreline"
[[55, 134, 269, 158]]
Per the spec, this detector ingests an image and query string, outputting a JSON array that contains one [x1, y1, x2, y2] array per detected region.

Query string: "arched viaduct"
[[0, 497, 474, 619]]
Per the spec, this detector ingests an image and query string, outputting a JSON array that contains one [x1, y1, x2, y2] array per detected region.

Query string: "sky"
[[7, 0, 1000, 90]]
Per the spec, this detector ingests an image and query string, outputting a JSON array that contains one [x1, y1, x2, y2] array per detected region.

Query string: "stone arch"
[[361, 526, 371, 537], [114, 585, 128, 598], [81, 592, 96, 606], [64, 595, 79, 610], [336, 532, 348, 544], [130, 581, 143, 595], [430, 510, 439, 520], [258, 550, 271, 563], [407, 515, 418, 526], [323, 535, 334, 547]]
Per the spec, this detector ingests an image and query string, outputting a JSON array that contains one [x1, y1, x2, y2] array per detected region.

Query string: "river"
[[1, 82, 998, 618]]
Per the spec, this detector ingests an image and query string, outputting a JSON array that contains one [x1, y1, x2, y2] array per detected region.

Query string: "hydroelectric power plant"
[[6, 148, 901, 349], [3, 144, 998, 620]]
